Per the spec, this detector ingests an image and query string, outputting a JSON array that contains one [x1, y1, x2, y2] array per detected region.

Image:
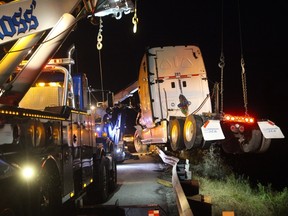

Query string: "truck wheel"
[[241, 129, 262, 153], [134, 130, 148, 153], [257, 136, 271, 153], [108, 157, 117, 192], [221, 138, 242, 154], [91, 157, 109, 203], [169, 118, 185, 151], [183, 114, 203, 150], [34, 166, 62, 216]]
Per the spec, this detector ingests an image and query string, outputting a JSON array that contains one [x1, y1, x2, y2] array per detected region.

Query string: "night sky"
[[57, 0, 288, 188]]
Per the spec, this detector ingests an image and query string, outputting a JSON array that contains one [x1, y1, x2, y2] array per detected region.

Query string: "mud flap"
[[257, 120, 284, 139], [201, 120, 225, 141]]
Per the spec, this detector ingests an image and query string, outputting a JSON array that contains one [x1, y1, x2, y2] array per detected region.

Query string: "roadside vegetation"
[[185, 146, 288, 216]]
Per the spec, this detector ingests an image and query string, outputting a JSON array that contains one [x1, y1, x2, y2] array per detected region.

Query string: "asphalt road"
[[77, 152, 179, 216]]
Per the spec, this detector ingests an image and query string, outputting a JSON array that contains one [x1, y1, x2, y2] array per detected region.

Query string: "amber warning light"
[[223, 114, 254, 124]]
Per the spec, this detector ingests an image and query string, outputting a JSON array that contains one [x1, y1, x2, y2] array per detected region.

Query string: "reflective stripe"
[[158, 74, 200, 80]]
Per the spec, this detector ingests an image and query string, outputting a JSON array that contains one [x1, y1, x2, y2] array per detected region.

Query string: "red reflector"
[[203, 120, 209, 128], [267, 120, 275, 125], [148, 210, 160, 216]]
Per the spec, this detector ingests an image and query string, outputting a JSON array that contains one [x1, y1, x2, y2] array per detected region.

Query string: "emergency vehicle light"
[[223, 114, 254, 124]]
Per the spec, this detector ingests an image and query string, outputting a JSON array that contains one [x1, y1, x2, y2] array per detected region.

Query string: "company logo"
[[0, 0, 39, 40]]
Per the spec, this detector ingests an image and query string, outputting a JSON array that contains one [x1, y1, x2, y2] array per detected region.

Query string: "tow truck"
[[0, 0, 135, 215]]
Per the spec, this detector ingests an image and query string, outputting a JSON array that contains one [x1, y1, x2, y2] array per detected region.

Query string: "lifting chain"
[[97, 17, 103, 50], [132, 0, 138, 33], [218, 53, 225, 114], [237, 0, 249, 116], [96, 17, 104, 101], [241, 57, 248, 115]]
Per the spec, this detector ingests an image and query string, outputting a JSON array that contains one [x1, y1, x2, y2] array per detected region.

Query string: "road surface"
[[76, 152, 179, 216]]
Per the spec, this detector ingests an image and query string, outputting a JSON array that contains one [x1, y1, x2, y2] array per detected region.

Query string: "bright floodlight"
[[21, 165, 36, 180]]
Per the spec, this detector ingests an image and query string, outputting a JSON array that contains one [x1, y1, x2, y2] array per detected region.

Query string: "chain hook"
[[240, 57, 248, 115], [240, 57, 245, 73], [218, 53, 225, 69], [218, 52, 225, 114], [97, 17, 103, 50], [132, 0, 138, 33]]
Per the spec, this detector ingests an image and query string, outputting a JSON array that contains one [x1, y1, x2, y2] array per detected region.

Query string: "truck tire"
[[257, 135, 271, 153], [90, 157, 109, 203], [183, 114, 203, 150], [169, 118, 185, 151], [33, 165, 62, 216], [108, 157, 117, 192], [241, 129, 262, 153]]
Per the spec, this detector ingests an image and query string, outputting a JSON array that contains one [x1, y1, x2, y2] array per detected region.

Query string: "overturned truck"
[[131, 45, 284, 154]]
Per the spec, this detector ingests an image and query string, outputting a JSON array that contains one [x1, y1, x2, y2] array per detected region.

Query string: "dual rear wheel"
[[169, 115, 204, 151]]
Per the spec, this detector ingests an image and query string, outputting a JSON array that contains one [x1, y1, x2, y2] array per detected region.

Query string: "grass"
[[183, 146, 288, 216], [196, 175, 288, 216]]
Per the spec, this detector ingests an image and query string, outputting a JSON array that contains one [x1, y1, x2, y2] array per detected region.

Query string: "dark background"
[[57, 0, 287, 189]]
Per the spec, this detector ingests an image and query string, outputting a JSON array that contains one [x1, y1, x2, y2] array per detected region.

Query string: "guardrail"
[[157, 148, 194, 216], [172, 164, 194, 216]]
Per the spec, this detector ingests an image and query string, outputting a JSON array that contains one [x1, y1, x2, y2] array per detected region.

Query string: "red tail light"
[[223, 114, 254, 124], [239, 125, 245, 132], [230, 124, 245, 133]]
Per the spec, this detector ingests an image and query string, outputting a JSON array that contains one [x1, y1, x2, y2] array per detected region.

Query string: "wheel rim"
[[183, 114, 203, 150], [169, 118, 185, 151], [184, 121, 194, 142], [171, 124, 179, 145]]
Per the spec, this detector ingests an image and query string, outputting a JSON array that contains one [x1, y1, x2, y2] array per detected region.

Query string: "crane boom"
[[0, 0, 81, 45], [0, 0, 135, 106]]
